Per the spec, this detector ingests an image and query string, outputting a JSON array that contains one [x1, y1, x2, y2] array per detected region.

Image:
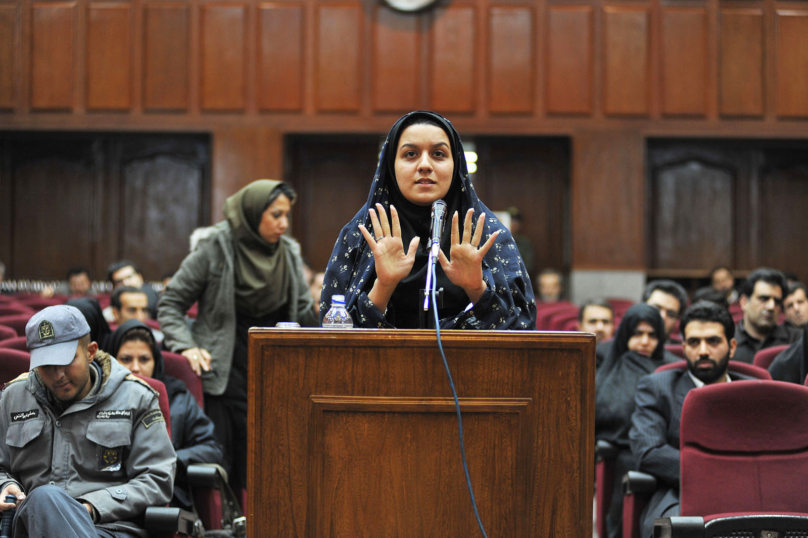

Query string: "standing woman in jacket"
[[158, 179, 318, 491]]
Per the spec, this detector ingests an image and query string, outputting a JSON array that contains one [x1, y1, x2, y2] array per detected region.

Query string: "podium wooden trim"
[[248, 329, 595, 538]]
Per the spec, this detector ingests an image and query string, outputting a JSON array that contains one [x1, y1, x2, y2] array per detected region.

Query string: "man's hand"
[[0, 484, 24, 511], [182, 347, 212, 376]]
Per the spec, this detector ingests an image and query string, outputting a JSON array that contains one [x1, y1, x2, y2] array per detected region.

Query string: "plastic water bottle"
[[322, 295, 353, 328], [1, 495, 16, 538]]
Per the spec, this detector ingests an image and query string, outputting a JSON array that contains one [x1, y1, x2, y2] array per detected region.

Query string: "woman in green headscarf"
[[158, 179, 317, 491]]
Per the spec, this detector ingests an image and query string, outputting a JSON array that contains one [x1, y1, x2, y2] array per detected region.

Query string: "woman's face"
[[627, 321, 659, 357], [394, 124, 454, 207], [258, 194, 291, 244], [116, 340, 155, 378]]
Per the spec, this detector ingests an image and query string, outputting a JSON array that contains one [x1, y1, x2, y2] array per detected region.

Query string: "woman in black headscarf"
[[321, 111, 536, 329], [595, 303, 672, 538], [67, 297, 111, 351], [109, 319, 223, 510]]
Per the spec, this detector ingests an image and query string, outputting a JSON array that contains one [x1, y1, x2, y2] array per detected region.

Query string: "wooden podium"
[[247, 329, 595, 537]]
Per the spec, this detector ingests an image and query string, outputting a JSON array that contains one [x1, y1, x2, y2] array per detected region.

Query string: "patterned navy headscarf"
[[320, 110, 536, 330]]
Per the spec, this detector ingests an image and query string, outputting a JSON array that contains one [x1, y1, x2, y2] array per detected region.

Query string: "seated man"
[[733, 267, 800, 364], [106, 261, 159, 320], [629, 301, 753, 538], [41, 267, 95, 299], [109, 320, 223, 510], [577, 299, 615, 352], [784, 282, 808, 330], [710, 266, 738, 304], [0, 305, 175, 538], [537, 268, 563, 303], [111, 287, 150, 325]]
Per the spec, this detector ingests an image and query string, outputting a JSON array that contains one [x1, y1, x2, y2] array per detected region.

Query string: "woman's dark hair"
[[680, 300, 735, 341], [740, 267, 788, 299], [119, 326, 156, 350], [268, 183, 296, 206], [393, 116, 451, 153]]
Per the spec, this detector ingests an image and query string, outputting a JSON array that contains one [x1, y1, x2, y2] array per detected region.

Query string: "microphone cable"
[[430, 261, 489, 538]]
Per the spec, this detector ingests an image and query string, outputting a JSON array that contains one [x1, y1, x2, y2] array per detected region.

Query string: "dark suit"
[[629, 368, 751, 538]]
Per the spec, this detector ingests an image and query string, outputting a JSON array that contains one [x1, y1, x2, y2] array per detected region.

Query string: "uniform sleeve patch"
[[11, 410, 39, 422], [96, 410, 132, 420], [141, 409, 165, 429]]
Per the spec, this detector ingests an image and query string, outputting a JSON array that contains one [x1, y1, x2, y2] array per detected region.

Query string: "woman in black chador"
[[595, 303, 674, 538], [320, 111, 536, 329]]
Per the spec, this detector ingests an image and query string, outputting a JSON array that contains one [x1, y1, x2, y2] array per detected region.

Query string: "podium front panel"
[[247, 329, 595, 538]]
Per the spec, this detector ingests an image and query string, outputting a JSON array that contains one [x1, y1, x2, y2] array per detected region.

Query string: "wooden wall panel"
[[775, 11, 808, 118], [0, 4, 16, 110], [87, 4, 131, 110], [546, 6, 592, 115], [489, 6, 533, 114], [719, 9, 763, 117], [430, 6, 475, 113], [258, 3, 303, 111], [201, 4, 246, 111], [143, 4, 189, 110], [316, 4, 362, 112], [661, 8, 708, 117], [760, 162, 808, 276], [372, 7, 418, 113], [603, 7, 649, 116], [31, 2, 76, 110]]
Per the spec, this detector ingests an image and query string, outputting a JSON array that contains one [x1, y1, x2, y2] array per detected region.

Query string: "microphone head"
[[431, 199, 447, 217]]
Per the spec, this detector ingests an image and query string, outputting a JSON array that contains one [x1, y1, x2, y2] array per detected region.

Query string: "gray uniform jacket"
[[0, 352, 176, 538], [158, 222, 318, 396]]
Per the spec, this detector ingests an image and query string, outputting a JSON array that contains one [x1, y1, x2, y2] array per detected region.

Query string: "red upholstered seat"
[[0, 325, 17, 342], [0, 348, 31, 383], [16, 297, 67, 310], [753, 344, 790, 371], [0, 304, 35, 317], [0, 336, 28, 352], [162, 351, 204, 409], [679, 380, 808, 516], [535, 301, 577, 330], [0, 314, 33, 336], [548, 309, 579, 330], [664, 344, 684, 359], [655, 360, 771, 380]]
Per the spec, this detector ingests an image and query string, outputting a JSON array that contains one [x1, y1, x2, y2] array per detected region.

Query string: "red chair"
[[0, 325, 17, 342], [0, 336, 28, 352], [753, 344, 790, 371], [607, 298, 635, 315], [548, 309, 579, 331], [655, 360, 771, 380], [0, 304, 34, 317], [145, 318, 161, 331], [560, 318, 579, 331], [536, 302, 577, 330], [0, 314, 33, 336], [0, 348, 31, 383], [16, 297, 66, 309], [186, 303, 198, 319], [95, 293, 111, 310], [163, 352, 204, 409], [664, 344, 684, 359], [655, 380, 808, 537], [0, 295, 18, 304]]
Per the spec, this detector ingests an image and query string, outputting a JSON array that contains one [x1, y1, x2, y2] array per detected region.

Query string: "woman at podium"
[[320, 110, 536, 329]]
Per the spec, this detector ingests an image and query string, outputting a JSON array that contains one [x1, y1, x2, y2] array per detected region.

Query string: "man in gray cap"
[[0, 305, 176, 538]]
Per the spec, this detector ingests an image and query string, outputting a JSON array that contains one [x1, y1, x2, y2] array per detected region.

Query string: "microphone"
[[428, 200, 447, 259], [424, 199, 447, 311]]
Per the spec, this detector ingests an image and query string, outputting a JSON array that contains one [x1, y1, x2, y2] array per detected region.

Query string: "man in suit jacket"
[[629, 301, 752, 538]]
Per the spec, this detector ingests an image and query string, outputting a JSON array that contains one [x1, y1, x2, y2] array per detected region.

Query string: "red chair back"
[[133, 374, 172, 436], [0, 336, 28, 352], [0, 325, 17, 342], [163, 352, 204, 408], [536, 302, 577, 330], [144, 319, 161, 331], [679, 380, 808, 516], [753, 344, 790, 371], [16, 297, 66, 309], [655, 360, 771, 380], [548, 309, 579, 331], [664, 344, 684, 359], [0, 295, 18, 304], [0, 349, 31, 384], [0, 305, 35, 317], [0, 314, 33, 336]]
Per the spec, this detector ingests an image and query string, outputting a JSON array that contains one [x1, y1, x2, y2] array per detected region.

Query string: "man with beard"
[[732, 267, 800, 364], [628, 301, 753, 538]]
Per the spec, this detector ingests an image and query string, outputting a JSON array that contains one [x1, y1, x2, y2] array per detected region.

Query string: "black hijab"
[[321, 111, 535, 329], [108, 319, 186, 399], [595, 303, 667, 447], [67, 298, 111, 351], [768, 326, 807, 384]]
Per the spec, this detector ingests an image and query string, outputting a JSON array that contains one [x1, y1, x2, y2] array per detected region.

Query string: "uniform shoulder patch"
[[141, 408, 165, 429], [124, 374, 158, 395], [4, 372, 29, 388]]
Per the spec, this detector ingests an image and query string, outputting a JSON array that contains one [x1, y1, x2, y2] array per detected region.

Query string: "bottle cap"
[[331, 295, 345, 304]]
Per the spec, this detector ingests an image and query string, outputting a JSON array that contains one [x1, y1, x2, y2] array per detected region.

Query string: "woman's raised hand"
[[359, 203, 420, 288], [438, 209, 499, 304]]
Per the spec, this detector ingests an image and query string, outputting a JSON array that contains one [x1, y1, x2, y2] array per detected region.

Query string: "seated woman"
[[321, 110, 536, 329], [595, 303, 674, 538], [109, 319, 223, 510]]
